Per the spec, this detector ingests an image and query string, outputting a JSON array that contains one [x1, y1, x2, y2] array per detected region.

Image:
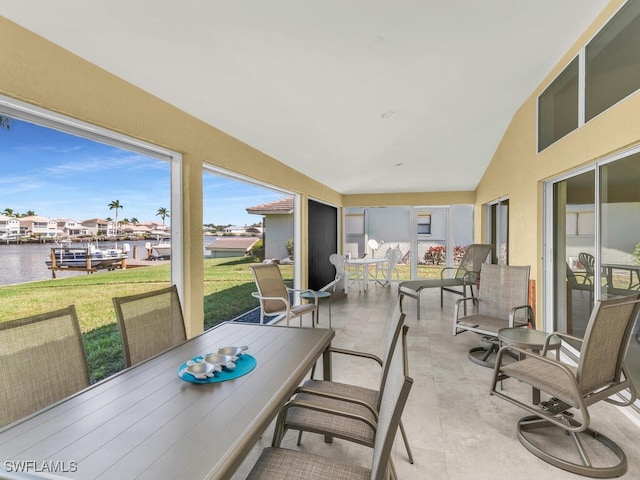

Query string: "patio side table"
[[301, 290, 332, 328]]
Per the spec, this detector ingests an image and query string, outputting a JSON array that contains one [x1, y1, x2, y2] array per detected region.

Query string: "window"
[[345, 213, 365, 235], [538, 1, 640, 150], [416, 213, 432, 235], [1, 96, 181, 383], [586, 0, 640, 121], [538, 57, 579, 151]]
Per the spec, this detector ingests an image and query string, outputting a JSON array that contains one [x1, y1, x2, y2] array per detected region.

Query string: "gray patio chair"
[[566, 262, 594, 308], [113, 285, 187, 367], [250, 263, 318, 326], [247, 320, 413, 480], [490, 294, 640, 478], [271, 303, 414, 465], [0, 305, 90, 428], [398, 243, 492, 320], [453, 263, 533, 367]]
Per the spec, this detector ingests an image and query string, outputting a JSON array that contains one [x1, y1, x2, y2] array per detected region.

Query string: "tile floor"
[[232, 283, 640, 479]]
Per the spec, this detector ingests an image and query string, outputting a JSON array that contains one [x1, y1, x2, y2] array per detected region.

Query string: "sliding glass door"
[[545, 150, 640, 394]]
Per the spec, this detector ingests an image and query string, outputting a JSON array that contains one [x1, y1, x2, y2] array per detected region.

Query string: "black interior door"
[[308, 200, 337, 290]]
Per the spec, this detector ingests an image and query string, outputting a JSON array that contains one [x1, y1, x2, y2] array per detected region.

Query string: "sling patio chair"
[[398, 243, 492, 320], [453, 263, 533, 367], [270, 304, 414, 465], [490, 294, 640, 478], [247, 320, 413, 480], [0, 305, 90, 428], [250, 263, 318, 326], [113, 284, 187, 367]]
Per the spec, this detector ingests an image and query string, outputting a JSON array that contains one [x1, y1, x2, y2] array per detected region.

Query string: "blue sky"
[[0, 117, 285, 226]]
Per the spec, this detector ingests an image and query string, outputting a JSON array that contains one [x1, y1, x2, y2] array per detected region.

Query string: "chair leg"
[[399, 419, 414, 464], [517, 415, 628, 478]]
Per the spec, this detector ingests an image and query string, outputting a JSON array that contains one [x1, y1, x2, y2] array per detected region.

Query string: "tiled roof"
[[246, 197, 294, 215], [205, 237, 260, 251]]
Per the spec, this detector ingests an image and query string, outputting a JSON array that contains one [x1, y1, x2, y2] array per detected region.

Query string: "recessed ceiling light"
[[381, 111, 395, 119]]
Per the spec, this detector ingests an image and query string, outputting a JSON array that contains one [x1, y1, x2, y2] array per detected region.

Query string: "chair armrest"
[[440, 266, 456, 279], [292, 387, 377, 416], [287, 288, 319, 305], [326, 346, 383, 367], [542, 331, 583, 358], [454, 296, 478, 320], [508, 305, 535, 329], [251, 292, 290, 311]]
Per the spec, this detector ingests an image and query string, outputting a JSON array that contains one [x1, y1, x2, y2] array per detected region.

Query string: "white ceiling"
[[2, 1, 610, 194]]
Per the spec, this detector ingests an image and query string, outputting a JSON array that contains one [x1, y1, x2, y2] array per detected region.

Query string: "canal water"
[[0, 240, 153, 286]]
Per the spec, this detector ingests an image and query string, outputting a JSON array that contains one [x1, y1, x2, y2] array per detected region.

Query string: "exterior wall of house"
[[474, 0, 634, 321], [265, 215, 293, 260]]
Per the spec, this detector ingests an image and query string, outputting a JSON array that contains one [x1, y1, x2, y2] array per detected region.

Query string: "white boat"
[[45, 244, 128, 269], [147, 237, 171, 259]]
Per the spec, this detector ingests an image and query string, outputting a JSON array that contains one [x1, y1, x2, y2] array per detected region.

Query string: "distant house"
[[56, 218, 90, 237], [137, 221, 169, 239], [223, 225, 247, 235], [0, 215, 20, 238], [246, 197, 293, 260], [81, 218, 111, 237], [205, 237, 259, 258], [19, 215, 58, 238], [121, 224, 152, 238]]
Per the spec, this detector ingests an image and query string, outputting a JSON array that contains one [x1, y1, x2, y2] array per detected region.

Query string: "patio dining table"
[[0, 322, 334, 480], [345, 257, 388, 291]]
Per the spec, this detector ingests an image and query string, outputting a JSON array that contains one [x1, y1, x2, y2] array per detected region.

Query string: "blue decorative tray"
[[178, 354, 257, 384]]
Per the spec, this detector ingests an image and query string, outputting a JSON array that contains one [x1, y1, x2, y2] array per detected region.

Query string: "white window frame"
[[0, 94, 184, 299]]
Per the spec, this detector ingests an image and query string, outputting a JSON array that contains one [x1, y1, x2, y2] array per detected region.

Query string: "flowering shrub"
[[422, 245, 468, 265]]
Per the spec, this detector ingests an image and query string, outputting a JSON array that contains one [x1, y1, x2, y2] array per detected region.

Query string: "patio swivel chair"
[[490, 294, 640, 478], [0, 305, 90, 428], [271, 303, 414, 465], [250, 263, 318, 326], [453, 263, 533, 367], [398, 243, 492, 320], [247, 315, 414, 480], [113, 285, 187, 367]]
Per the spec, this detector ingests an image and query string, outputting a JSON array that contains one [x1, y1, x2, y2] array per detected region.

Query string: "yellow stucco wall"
[[0, 17, 341, 335], [475, 0, 640, 322]]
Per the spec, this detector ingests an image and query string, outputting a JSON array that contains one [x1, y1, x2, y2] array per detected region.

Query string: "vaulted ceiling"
[[2, 1, 610, 194]]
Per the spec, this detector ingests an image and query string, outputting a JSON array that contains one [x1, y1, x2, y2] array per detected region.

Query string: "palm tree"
[[108, 200, 123, 236], [2, 208, 14, 217], [130, 217, 139, 225], [0, 115, 12, 130], [25, 210, 36, 216], [156, 207, 170, 226]]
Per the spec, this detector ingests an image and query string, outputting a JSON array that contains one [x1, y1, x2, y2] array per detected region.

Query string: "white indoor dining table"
[[345, 257, 388, 291], [0, 322, 334, 480]]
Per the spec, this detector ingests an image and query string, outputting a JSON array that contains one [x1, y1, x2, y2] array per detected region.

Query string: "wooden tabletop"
[[0, 322, 334, 480]]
